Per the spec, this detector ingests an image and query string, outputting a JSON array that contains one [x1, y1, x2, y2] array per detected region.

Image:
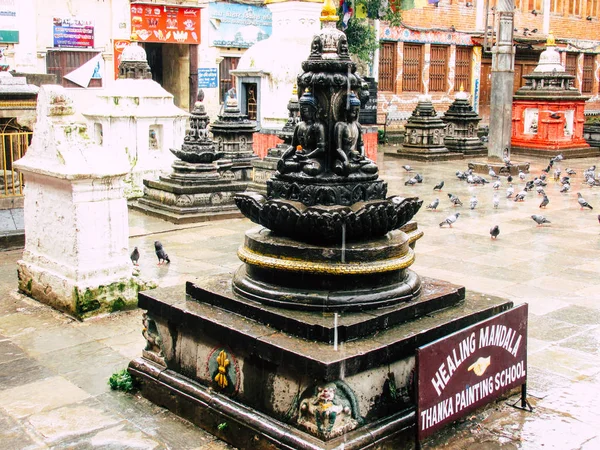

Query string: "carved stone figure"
[[278, 89, 326, 176], [333, 93, 377, 176], [298, 381, 361, 439]]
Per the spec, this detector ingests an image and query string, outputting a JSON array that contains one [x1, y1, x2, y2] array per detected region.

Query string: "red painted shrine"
[[511, 34, 594, 157]]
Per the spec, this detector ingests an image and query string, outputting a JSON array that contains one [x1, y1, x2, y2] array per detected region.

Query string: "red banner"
[[416, 304, 528, 440], [130, 4, 200, 44], [113, 39, 130, 79]]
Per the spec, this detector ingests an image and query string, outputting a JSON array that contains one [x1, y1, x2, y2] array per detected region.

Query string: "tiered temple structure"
[[133, 91, 246, 224], [510, 33, 596, 158], [82, 37, 187, 198], [129, 1, 515, 447], [442, 87, 486, 156], [396, 95, 460, 161], [209, 93, 258, 185]]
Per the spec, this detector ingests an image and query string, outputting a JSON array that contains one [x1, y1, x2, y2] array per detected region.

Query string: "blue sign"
[[208, 3, 272, 48], [198, 68, 218, 88]]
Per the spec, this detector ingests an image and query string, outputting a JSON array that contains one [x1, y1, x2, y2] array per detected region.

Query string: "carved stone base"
[[468, 160, 531, 176], [129, 277, 513, 448], [510, 145, 600, 159], [232, 226, 424, 311]]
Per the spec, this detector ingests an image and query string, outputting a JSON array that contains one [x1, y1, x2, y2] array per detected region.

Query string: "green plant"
[[378, 129, 387, 144], [217, 422, 228, 431], [108, 369, 134, 392]]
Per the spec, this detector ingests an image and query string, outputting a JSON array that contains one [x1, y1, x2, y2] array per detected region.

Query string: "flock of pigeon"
[[130, 241, 171, 267], [402, 153, 599, 240]]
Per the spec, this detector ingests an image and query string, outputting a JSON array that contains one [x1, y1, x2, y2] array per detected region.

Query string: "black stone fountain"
[[129, 2, 514, 447]]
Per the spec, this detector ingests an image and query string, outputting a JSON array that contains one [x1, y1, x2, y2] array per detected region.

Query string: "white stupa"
[[82, 36, 188, 198], [231, 0, 323, 129]]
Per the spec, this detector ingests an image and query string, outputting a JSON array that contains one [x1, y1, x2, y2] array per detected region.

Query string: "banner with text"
[[0, 0, 18, 43], [416, 304, 528, 440], [53, 18, 94, 48], [130, 4, 200, 44], [208, 3, 271, 48]]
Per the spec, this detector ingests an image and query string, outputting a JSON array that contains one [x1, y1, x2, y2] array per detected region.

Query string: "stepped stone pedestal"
[[14, 86, 153, 319], [134, 92, 246, 224], [442, 89, 486, 156]]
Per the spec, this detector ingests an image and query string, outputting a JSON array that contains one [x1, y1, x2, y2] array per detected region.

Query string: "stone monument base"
[[129, 274, 513, 449], [510, 145, 600, 159], [17, 259, 154, 319], [468, 160, 531, 176], [385, 148, 465, 162]]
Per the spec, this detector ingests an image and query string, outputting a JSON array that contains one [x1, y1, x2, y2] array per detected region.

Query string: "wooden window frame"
[[402, 43, 423, 93], [582, 54, 595, 94], [378, 41, 397, 92], [219, 56, 239, 104], [429, 45, 448, 92], [454, 46, 472, 92], [46, 49, 103, 88]]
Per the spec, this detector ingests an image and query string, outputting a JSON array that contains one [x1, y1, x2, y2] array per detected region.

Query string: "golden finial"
[[130, 31, 138, 42], [292, 82, 298, 96], [320, 0, 339, 22], [546, 31, 555, 47], [460, 84, 464, 92]]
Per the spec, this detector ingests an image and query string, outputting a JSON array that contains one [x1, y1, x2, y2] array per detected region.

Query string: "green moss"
[[111, 297, 126, 312], [75, 287, 101, 315], [26, 278, 32, 293], [108, 369, 134, 392], [113, 97, 120, 106]]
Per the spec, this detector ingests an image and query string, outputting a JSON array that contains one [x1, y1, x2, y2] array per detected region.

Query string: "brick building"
[[377, 0, 600, 127]]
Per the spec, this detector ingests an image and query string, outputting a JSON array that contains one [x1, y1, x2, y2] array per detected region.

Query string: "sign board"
[[198, 68, 218, 88], [53, 18, 94, 48], [0, 0, 18, 43], [208, 3, 272, 48], [416, 304, 528, 440], [359, 77, 378, 125], [113, 39, 130, 80], [130, 4, 200, 44]]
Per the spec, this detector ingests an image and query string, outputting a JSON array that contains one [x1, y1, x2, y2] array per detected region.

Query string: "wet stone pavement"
[[0, 151, 599, 449]]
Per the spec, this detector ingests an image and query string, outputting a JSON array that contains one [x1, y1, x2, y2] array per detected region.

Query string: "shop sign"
[[198, 68, 218, 88], [130, 4, 200, 44], [53, 18, 94, 48], [208, 3, 271, 48], [416, 304, 528, 440], [0, 0, 18, 43], [113, 39, 130, 80]]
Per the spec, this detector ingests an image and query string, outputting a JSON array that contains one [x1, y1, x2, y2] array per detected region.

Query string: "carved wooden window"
[[568, 0, 582, 15], [587, 0, 599, 18], [429, 45, 448, 92], [46, 50, 103, 88], [454, 46, 472, 92], [582, 54, 594, 94], [379, 42, 397, 92], [402, 44, 422, 92], [565, 53, 578, 78], [551, 0, 565, 13]]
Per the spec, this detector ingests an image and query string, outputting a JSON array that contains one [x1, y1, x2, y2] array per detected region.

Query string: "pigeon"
[[514, 190, 526, 202], [154, 241, 171, 265], [560, 183, 571, 193], [490, 225, 500, 239], [577, 193, 593, 210], [493, 194, 500, 209], [524, 181, 535, 192], [470, 195, 478, 210], [536, 186, 546, 196], [539, 195, 549, 208], [402, 165, 414, 172], [433, 181, 445, 191], [553, 168, 561, 181], [456, 170, 467, 180], [426, 198, 440, 211], [565, 168, 576, 175], [448, 193, 463, 206], [519, 170, 526, 181], [440, 212, 460, 227], [488, 166, 499, 179], [560, 176, 570, 185], [533, 178, 547, 187], [506, 184, 515, 198], [503, 155, 511, 166], [405, 177, 418, 186], [531, 214, 551, 226], [492, 180, 501, 190], [550, 154, 563, 163], [414, 173, 423, 183], [586, 177, 600, 188], [130, 247, 140, 266], [507, 175, 513, 183], [541, 164, 552, 174]]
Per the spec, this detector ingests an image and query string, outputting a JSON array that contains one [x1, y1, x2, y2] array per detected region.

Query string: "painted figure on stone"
[[298, 381, 361, 439], [278, 89, 326, 176], [333, 92, 377, 176]]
